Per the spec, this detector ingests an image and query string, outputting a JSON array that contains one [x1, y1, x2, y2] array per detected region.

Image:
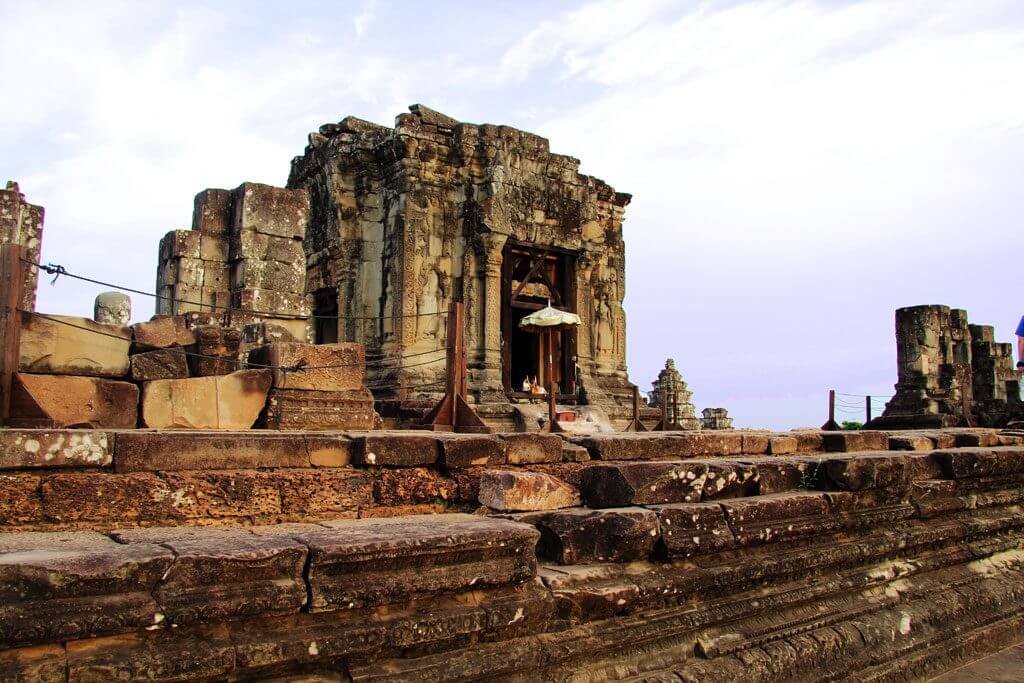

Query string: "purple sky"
[[2, 0, 1021, 429]]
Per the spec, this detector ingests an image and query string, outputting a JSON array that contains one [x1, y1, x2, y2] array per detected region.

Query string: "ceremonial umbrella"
[[518, 303, 581, 431]]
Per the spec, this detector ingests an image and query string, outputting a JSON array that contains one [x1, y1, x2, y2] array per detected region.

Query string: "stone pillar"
[[969, 323, 1015, 426], [0, 181, 44, 312], [470, 232, 506, 401], [94, 292, 131, 325], [701, 408, 733, 430]]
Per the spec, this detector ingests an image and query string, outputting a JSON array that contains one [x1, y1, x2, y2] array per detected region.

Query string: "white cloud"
[[354, 0, 379, 39]]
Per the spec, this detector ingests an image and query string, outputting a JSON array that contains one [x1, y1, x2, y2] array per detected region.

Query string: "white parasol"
[[518, 304, 581, 332]]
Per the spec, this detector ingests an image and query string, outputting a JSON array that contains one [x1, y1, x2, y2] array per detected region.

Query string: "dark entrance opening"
[[313, 288, 338, 344], [501, 241, 577, 400]]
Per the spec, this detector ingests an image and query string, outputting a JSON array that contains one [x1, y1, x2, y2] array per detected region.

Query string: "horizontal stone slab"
[[0, 530, 172, 646], [820, 452, 913, 492], [294, 513, 538, 610], [438, 434, 507, 468], [262, 388, 376, 431], [114, 431, 310, 472], [19, 313, 131, 377], [718, 492, 831, 547], [653, 502, 735, 558], [534, 507, 659, 564], [110, 527, 306, 625], [0, 429, 111, 469], [140, 369, 272, 429], [10, 374, 138, 429], [820, 431, 890, 452], [478, 470, 580, 511], [0, 644, 66, 682], [130, 348, 189, 381], [931, 447, 1024, 479], [248, 342, 365, 391], [355, 432, 439, 466], [500, 433, 563, 464], [573, 432, 744, 461], [579, 461, 709, 507]]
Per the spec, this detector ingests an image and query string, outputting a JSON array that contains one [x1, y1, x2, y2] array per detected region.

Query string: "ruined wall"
[[288, 105, 632, 408], [0, 181, 43, 311], [970, 323, 1016, 424]]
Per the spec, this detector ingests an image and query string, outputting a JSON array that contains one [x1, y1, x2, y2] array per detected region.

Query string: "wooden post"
[[542, 328, 563, 433], [821, 389, 840, 431], [653, 384, 669, 431], [623, 385, 648, 432], [419, 302, 491, 433], [0, 244, 24, 425], [865, 395, 872, 426]]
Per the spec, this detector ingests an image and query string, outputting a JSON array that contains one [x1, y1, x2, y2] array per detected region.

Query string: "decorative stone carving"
[[94, 292, 131, 326]]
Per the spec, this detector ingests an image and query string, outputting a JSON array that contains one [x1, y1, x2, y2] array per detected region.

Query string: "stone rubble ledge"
[[0, 513, 538, 649], [2, 484, 1024, 680]]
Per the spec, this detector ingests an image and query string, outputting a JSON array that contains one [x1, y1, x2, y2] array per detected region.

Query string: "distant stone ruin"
[[647, 358, 701, 429], [701, 406, 734, 429]]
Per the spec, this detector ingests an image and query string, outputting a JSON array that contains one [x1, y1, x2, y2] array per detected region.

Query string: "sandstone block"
[[953, 431, 1001, 448], [500, 433, 562, 464], [131, 316, 195, 349], [297, 514, 538, 610], [111, 527, 306, 625], [701, 460, 759, 500], [932, 447, 1024, 479], [192, 188, 234, 234], [158, 229, 200, 260], [249, 342, 365, 390], [438, 434, 506, 468], [822, 453, 912, 491], [232, 258, 305, 294], [719, 492, 831, 546], [820, 431, 890, 452], [478, 470, 580, 511], [356, 433, 438, 466], [0, 473, 44, 524], [888, 435, 935, 451], [130, 348, 188, 381], [579, 461, 709, 507], [667, 432, 744, 457], [278, 468, 373, 515], [10, 374, 138, 428], [535, 507, 659, 564], [114, 431, 309, 472], [791, 431, 824, 452], [19, 313, 130, 377], [152, 470, 283, 520], [190, 325, 241, 377], [373, 467, 456, 506], [0, 644, 66, 682], [653, 502, 735, 558], [735, 457, 806, 494], [140, 369, 271, 430], [230, 229, 305, 264], [67, 627, 235, 682], [561, 442, 591, 462], [233, 182, 309, 240], [767, 435, 798, 454], [232, 288, 310, 317], [40, 472, 186, 524], [0, 531, 172, 646], [0, 429, 111, 469], [263, 388, 377, 430], [305, 434, 355, 467], [741, 433, 770, 454]]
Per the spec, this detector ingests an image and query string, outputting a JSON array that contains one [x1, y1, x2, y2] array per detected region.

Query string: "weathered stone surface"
[[66, 626, 236, 682], [821, 453, 912, 491], [249, 341, 364, 390], [140, 369, 271, 429], [653, 502, 735, 558], [111, 527, 306, 624], [573, 434, 676, 461], [189, 325, 241, 377], [718, 492, 831, 546], [767, 435, 798, 454], [0, 473, 43, 524], [154, 470, 283, 520], [193, 188, 233, 234], [296, 514, 538, 610], [305, 434, 355, 467], [579, 461, 708, 507], [114, 431, 308, 472], [953, 431, 1001, 448], [0, 531, 172, 646], [821, 431, 890, 452], [263, 388, 376, 430], [10, 373, 138, 428], [356, 432, 438, 466], [535, 507, 659, 564], [735, 457, 806, 494], [478, 470, 580, 511], [0, 429, 111, 469], [278, 468, 373, 515], [889, 435, 935, 451], [539, 564, 639, 624], [40, 472, 186, 524], [230, 229, 305, 263], [18, 314, 131, 377], [373, 467, 456, 506], [501, 433, 562, 464], [159, 229, 200, 260], [93, 292, 131, 326], [438, 434, 506, 468], [932, 447, 1024, 479], [740, 433, 770, 454], [232, 258, 305, 293], [0, 644, 66, 682], [701, 460, 759, 500], [561, 442, 591, 462], [791, 430, 824, 452], [131, 316, 195, 349], [233, 182, 309, 239], [130, 348, 188, 381]]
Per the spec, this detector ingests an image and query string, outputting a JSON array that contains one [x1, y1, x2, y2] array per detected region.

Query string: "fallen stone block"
[[0, 531, 172, 646], [719, 492, 831, 547], [579, 461, 708, 507], [296, 514, 538, 610], [535, 507, 659, 564], [262, 388, 376, 430], [114, 431, 309, 472], [820, 431, 889, 452], [500, 433, 562, 464], [248, 341, 365, 391], [653, 502, 736, 558], [0, 429, 111, 469], [19, 313, 130, 377], [110, 527, 306, 625], [478, 470, 580, 511], [130, 348, 189, 381], [355, 432, 438, 466], [438, 434, 507, 468], [140, 369, 271, 429], [10, 373, 138, 428], [767, 435, 798, 455], [233, 181, 309, 240]]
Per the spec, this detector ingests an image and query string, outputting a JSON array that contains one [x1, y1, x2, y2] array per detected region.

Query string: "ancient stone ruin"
[[647, 358, 701, 429], [2, 109, 1024, 681]]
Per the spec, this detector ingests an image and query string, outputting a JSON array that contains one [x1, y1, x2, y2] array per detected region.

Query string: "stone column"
[[0, 181, 44, 312], [469, 231, 506, 401]]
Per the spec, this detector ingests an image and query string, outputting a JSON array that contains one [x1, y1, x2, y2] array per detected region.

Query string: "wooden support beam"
[[821, 389, 841, 431], [420, 302, 492, 433], [0, 244, 24, 425], [623, 385, 648, 432]]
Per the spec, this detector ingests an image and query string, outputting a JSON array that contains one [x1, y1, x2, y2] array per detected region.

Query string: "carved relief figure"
[[417, 269, 441, 340]]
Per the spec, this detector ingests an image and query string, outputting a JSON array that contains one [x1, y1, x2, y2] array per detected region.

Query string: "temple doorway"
[[501, 241, 577, 400]]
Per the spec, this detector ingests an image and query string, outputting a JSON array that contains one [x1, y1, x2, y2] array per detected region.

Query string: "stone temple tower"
[[287, 105, 638, 427], [648, 358, 701, 430]]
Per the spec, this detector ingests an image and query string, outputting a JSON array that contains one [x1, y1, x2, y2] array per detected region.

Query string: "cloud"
[[354, 0, 379, 39]]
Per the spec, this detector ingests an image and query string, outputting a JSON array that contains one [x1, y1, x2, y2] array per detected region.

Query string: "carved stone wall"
[[288, 105, 633, 407], [0, 181, 44, 311]]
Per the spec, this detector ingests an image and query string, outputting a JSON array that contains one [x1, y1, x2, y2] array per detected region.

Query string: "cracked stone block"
[[140, 369, 272, 430], [535, 507, 659, 564], [653, 502, 736, 558], [478, 470, 580, 512], [10, 373, 138, 428], [19, 313, 131, 378], [579, 461, 709, 507], [130, 348, 189, 381]]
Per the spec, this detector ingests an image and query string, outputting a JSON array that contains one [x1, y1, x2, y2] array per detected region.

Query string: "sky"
[[1, 0, 1021, 430]]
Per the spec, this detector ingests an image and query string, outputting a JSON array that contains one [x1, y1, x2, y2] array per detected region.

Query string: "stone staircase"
[[2, 427, 1024, 680]]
